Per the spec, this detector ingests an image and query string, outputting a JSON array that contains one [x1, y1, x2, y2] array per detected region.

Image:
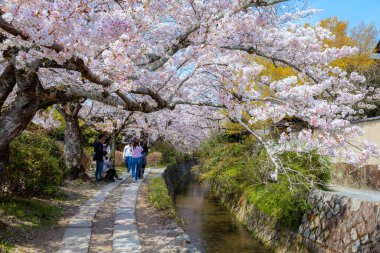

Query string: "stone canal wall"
[[162, 160, 196, 196], [212, 183, 309, 253], [299, 191, 380, 253], [163, 162, 380, 253]]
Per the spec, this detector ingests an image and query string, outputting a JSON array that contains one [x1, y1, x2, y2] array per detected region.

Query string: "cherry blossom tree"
[[213, 26, 380, 180], [79, 101, 136, 159], [1, 0, 379, 184], [135, 106, 225, 151]]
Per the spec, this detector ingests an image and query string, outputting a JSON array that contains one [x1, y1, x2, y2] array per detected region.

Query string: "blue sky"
[[306, 0, 380, 39]]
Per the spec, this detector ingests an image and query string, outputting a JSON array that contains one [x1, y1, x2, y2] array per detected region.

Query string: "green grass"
[[0, 240, 15, 253], [147, 177, 181, 223], [196, 133, 331, 228], [0, 198, 62, 227]]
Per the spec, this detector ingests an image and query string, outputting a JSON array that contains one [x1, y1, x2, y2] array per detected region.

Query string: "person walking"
[[123, 140, 132, 173], [94, 134, 106, 182], [130, 139, 143, 182], [103, 140, 111, 177], [140, 140, 149, 179]]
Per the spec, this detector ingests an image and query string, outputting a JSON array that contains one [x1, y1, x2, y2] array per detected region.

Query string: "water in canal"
[[174, 174, 269, 253]]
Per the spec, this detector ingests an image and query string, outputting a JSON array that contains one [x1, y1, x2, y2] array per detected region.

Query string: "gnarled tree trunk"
[[0, 68, 41, 172], [0, 64, 16, 112], [110, 132, 117, 161], [57, 102, 89, 180]]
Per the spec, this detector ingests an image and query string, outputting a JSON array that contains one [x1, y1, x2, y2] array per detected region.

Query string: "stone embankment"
[[162, 160, 197, 196], [299, 188, 380, 253], [163, 162, 380, 253]]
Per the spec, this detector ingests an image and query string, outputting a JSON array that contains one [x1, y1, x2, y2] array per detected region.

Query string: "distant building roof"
[[372, 41, 380, 60]]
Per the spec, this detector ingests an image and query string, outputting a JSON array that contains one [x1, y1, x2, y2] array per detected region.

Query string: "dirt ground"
[[0, 178, 103, 253]]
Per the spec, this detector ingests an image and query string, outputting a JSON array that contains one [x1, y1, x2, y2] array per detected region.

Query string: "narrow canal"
[[174, 174, 269, 253]]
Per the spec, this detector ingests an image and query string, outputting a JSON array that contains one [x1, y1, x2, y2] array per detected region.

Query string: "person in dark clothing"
[[94, 134, 106, 182], [105, 158, 123, 182], [140, 140, 149, 179], [106, 159, 117, 182]]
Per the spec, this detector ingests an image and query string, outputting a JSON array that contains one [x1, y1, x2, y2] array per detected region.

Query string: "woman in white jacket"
[[123, 141, 132, 173]]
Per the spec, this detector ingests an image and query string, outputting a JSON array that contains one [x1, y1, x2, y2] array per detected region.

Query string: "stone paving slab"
[[58, 172, 128, 253], [67, 219, 92, 228], [112, 169, 150, 253], [58, 227, 92, 253], [115, 206, 135, 215], [115, 213, 136, 225]]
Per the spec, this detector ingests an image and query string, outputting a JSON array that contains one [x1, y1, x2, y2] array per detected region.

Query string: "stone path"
[[330, 185, 380, 203], [113, 177, 144, 253], [89, 179, 131, 253], [58, 169, 151, 253]]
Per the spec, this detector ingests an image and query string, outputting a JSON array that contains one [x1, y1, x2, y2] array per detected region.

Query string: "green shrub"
[[152, 140, 192, 166], [1, 131, 66, 196], [196, 133, 331, 228], [148, 177, 179, 221], [81, 124, 99, 147]]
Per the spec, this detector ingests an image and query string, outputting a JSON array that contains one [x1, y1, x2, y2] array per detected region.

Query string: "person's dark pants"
[[108, 169, 116, 181], [136, 162, 141, 179], [95, 161, 104, 182], [140, 153, 147, 178]]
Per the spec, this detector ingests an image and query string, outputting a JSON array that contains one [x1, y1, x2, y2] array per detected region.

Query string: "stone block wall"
[[163, 163, 380, 253], [162, 160, 196, 196], [299, 191, 380, 253], [212, 184, 309, 253], [331, 163, 380, 191]]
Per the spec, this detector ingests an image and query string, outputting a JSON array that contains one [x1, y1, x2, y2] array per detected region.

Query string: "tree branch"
[[130, 87, 168, 108], [145, 0, 288, 71], [170, 100, 225, 109]]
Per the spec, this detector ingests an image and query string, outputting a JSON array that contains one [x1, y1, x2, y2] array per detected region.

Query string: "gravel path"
[[329, 185, 380, 203]]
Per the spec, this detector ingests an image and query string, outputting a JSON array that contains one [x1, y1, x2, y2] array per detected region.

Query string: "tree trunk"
[[57, 103, 89, 180], [0, 68, 41, 172], [110, 132, 117, 160], [0, 144, 9, 194], [0, 64, 16, 112]]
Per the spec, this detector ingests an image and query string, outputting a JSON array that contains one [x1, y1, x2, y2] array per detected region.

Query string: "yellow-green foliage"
[[319, 17, 377, 71], [0, 240, 14, 252], [148, 177, 177, 220], [151, 140, 192, 166], [196, 133, 331, 228]]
